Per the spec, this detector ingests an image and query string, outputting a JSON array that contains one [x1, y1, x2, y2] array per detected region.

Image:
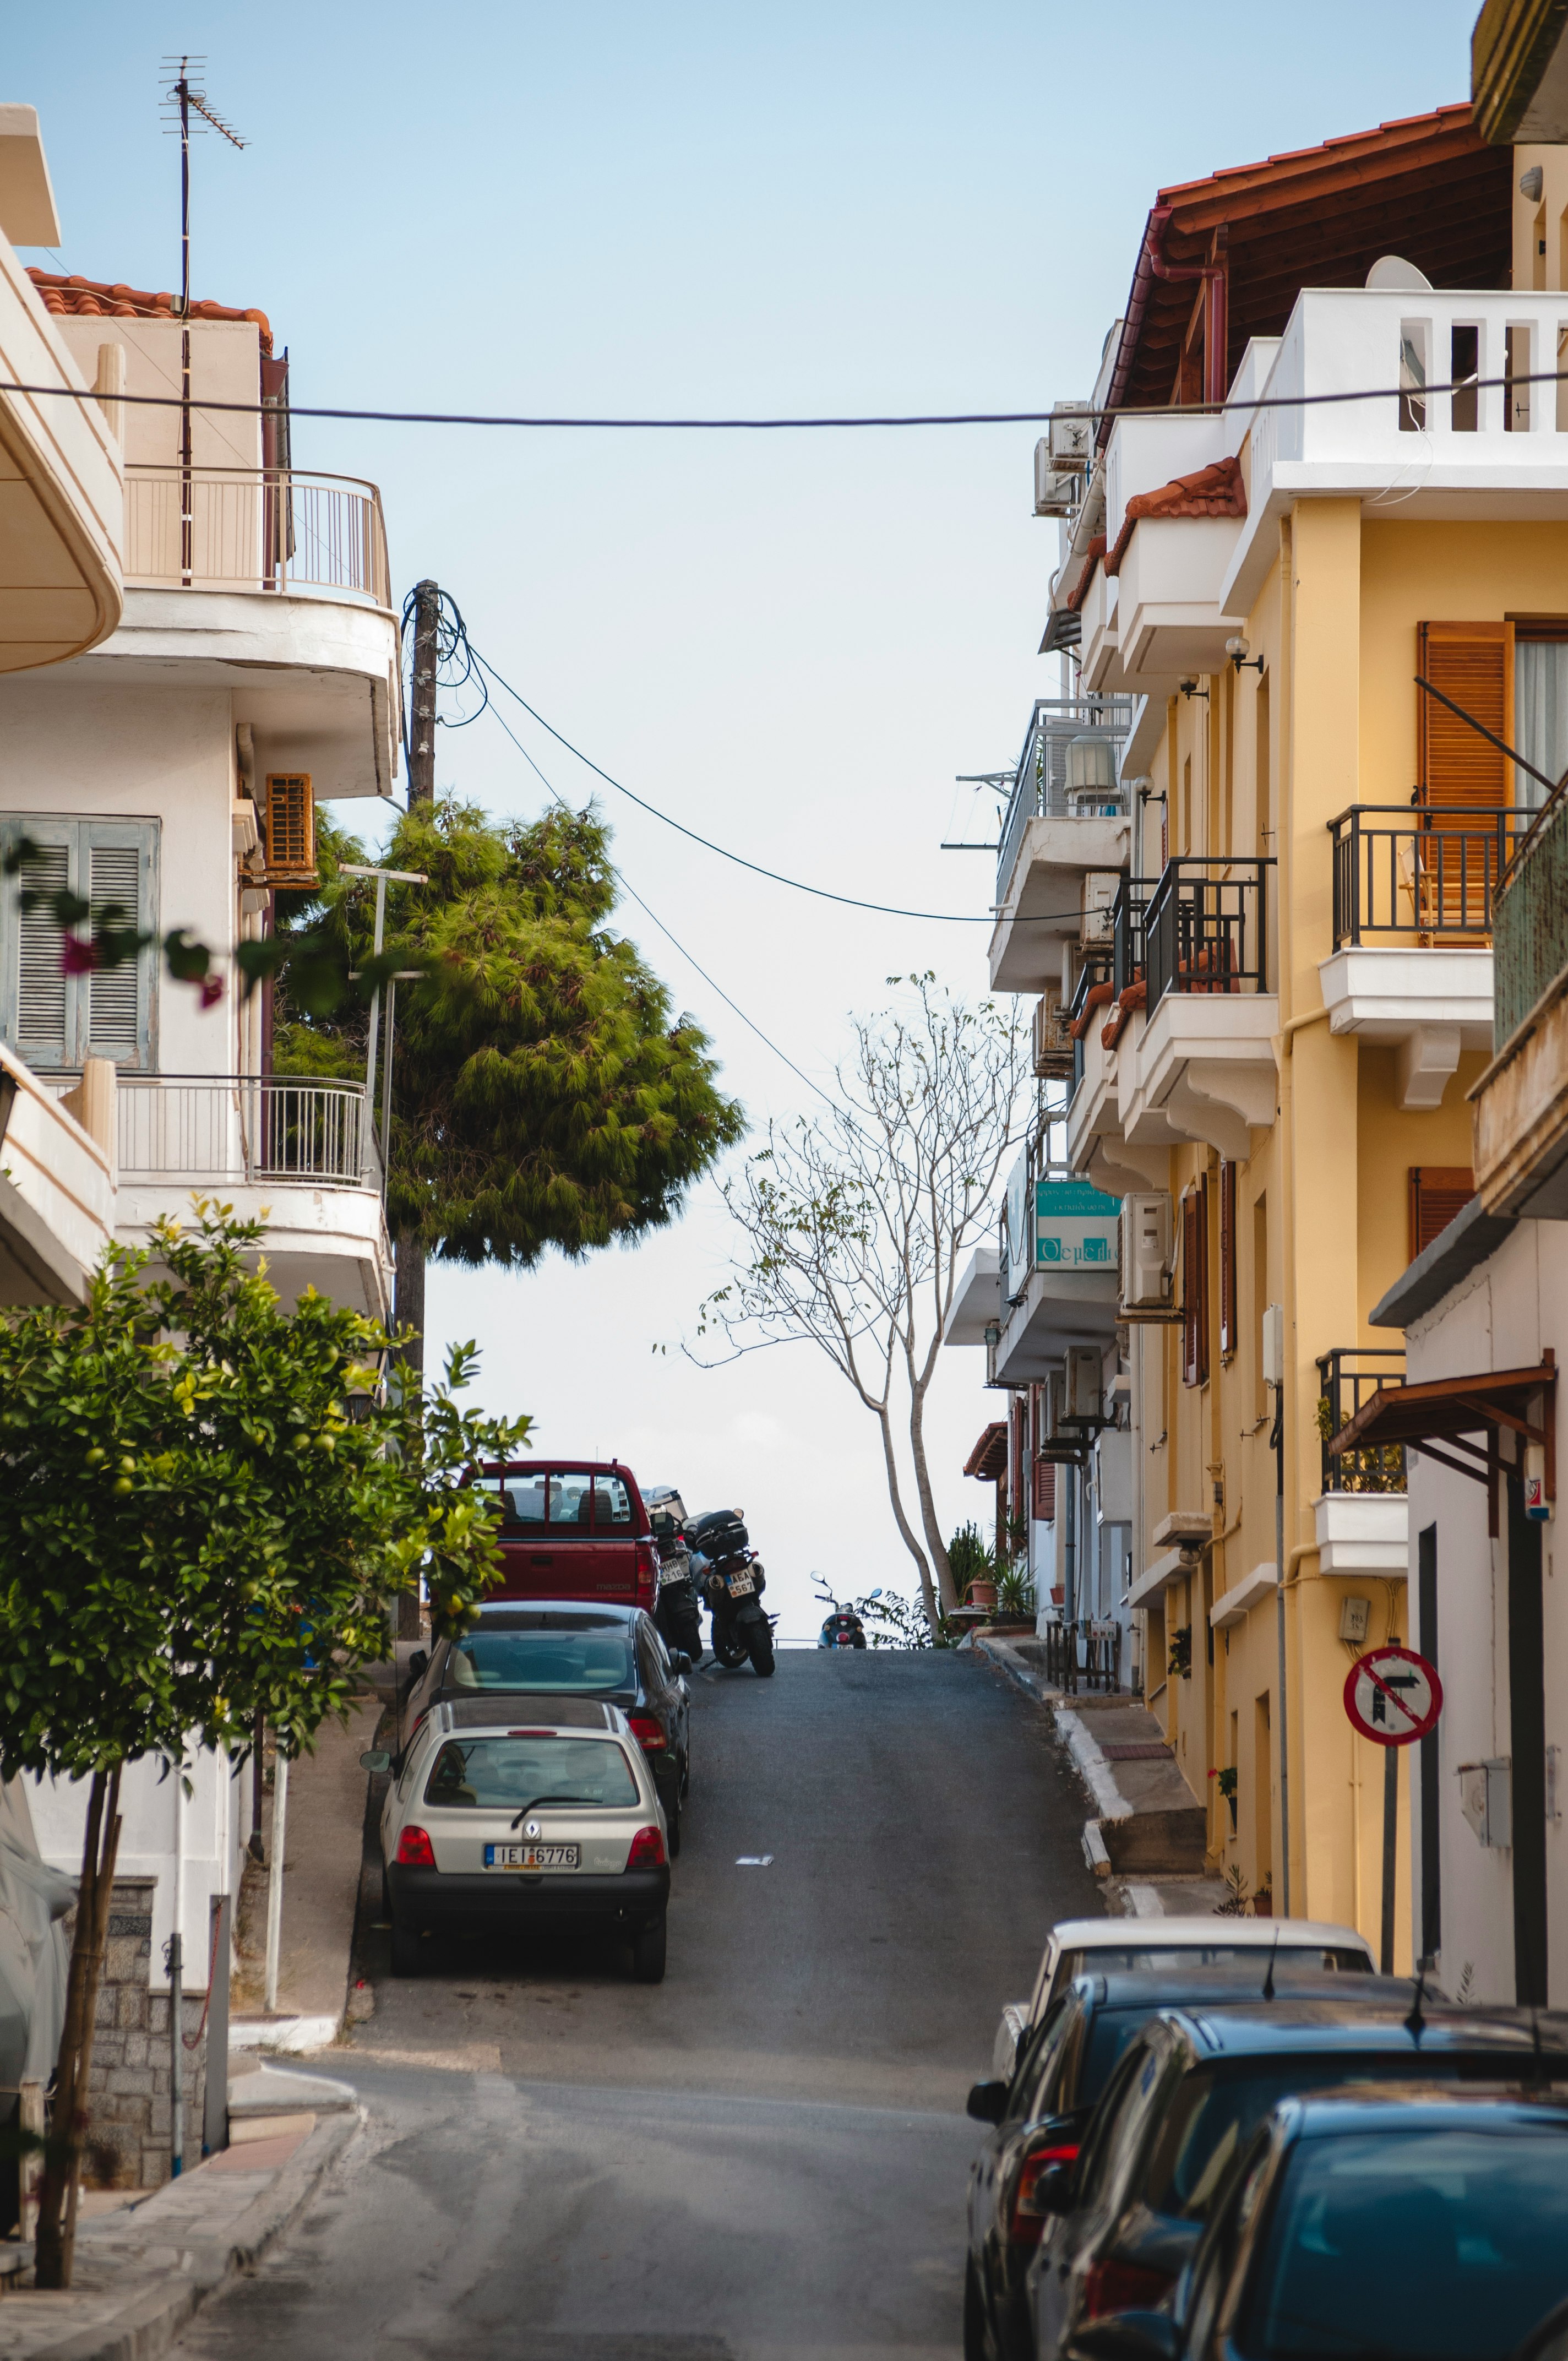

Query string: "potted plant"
[[991, 1565, 1037, 1629]]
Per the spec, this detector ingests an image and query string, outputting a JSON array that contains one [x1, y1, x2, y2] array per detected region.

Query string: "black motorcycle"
[[688, 1508, 775, 1677], [814, 1575, 871, 1649], [644, 1484, 705, 1665]]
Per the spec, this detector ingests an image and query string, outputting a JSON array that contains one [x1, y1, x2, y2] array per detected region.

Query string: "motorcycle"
[[815, 1575, 875, 1649], [644, 1484, 705, 1665], [688, 1508, 775, 1678]]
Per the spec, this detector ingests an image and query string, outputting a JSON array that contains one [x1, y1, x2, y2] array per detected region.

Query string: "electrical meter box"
[[1261, 1303, 1285, 1390], [1338, 1596, 1370, 1646], [1120, 1192, 1174, 1314]]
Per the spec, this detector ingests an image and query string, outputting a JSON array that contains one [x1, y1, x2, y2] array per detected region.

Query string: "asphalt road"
[[173, 1646, 1101, 2361]]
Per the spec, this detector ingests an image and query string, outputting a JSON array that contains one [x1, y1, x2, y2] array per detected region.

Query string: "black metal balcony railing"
[[1494, 790, 1568, 1046], [1329, 806, 1529, 949], [1145, 859, 1273, 1014], [994, 695, 1137, 907], [1317, 1348, 1407, 1493], [1112, 876, 1153, 998], [1068, 948, 1113, 1099]]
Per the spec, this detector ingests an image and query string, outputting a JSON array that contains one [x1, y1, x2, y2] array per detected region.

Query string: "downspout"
[[1145, 208, 1229, 407]]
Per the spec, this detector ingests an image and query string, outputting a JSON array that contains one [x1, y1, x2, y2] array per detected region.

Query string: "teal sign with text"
[[1036, 1178, 1120, 1269]]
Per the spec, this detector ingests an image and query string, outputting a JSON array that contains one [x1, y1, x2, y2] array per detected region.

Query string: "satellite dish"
[[1365, 255, 1433, 292]]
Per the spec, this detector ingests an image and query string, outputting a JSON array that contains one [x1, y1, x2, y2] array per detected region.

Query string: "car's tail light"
[[628, 1712, 667, 1752], [1006, 2144, 1080, 2246], [634, 1538, 658, 1588], [626, 1824, 666, 1869], [1081, 2258, 1174, 2319], [395, 1825, 435, 1869]]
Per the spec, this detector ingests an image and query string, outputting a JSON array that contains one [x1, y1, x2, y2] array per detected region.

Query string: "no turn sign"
[[1343, 1645, 1443, 1747]]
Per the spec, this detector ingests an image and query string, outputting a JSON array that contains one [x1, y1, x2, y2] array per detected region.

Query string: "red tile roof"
[[26, 270, 272, 353], [1065, 535, 1106, 613], [965, 1422, 1008, 1481], [1104, 456, 1246, 576]]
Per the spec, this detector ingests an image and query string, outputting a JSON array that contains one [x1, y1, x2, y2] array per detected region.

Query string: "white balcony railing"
[[123, 467, 391, 608], [118, 1075, 380, 1192]]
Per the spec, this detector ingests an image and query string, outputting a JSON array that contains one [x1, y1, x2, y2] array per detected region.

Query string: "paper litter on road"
[[735, 1854, 775, 1866]]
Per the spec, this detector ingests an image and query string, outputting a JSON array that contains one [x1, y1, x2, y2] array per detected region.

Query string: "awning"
[[964, 1422, 1008, 1482], [1331, 1355, 1556, 1537]]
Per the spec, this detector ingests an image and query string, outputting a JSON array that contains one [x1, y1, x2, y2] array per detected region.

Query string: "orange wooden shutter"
[[1182, 1179, 1208, 1389], [1032, 1457, 1056, 1522], [263, 773, 316, 884], [1409, 1167, 1476, 1259], [1218, 1161, 1237, 1361], [1417, 623, 1513, 810]]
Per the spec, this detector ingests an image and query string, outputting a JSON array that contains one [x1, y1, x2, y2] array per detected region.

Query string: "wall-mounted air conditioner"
[[1033, 439, 1077, 516], [1120, 1192, 1177, 1319], [1081, 870, 1119, 946], [1065, 1346, 1104, 1424], [1048, 402, 1095, 471], [1033, 987, 1073, 1080]]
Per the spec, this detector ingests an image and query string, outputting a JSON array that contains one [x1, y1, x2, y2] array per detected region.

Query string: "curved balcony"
[[123, 467, 390, 609], [118, 1074, 380, 1190]]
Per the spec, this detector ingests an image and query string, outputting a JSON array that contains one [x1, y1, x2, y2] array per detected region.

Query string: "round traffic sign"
[[1343, 1645, 1443, 1748]]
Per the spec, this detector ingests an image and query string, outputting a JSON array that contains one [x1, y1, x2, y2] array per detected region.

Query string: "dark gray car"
[[399, 1602, 692, 1853]]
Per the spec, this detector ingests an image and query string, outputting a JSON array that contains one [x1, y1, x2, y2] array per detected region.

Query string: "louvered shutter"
[[1182, 1179, 1208, 1389], [1032, 1457, 1056, 1522], [264, 774, 315, 884], [1418, 622, 1513, 809], [14, 837, 70, 1064], [84, 839, 143, 1058], [1218, 1161, 1237, 1361], [1409, 1167, 1476, 1259]]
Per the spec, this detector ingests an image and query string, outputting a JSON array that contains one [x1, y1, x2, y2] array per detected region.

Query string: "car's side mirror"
[[406, 1649, 429, 1683], [671, 1651, 693, 1675], [359, 1749, 391, 1774], [1065, 2315, 1181, 2361], [966, 2080, 1009, 2125]]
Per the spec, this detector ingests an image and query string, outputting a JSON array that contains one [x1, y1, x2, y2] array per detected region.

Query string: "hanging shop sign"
[[1036, 1177, 1120, 1270]]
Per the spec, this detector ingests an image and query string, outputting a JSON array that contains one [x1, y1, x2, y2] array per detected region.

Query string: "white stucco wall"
[[1403, 1219, 1568, 2005]]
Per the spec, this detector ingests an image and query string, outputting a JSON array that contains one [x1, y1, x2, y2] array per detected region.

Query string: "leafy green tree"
[[274, 798, 745, 1402], [0, 1204, 526, 2287]]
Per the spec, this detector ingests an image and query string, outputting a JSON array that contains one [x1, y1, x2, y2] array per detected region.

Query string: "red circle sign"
[[1343, 1645, 1443, 1748]]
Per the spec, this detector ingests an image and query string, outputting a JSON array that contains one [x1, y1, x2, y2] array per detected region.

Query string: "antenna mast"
[[161, 58, 246, 585]]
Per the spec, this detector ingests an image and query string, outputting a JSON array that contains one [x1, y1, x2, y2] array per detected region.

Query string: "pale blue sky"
[[10, 2, 1484, 1632]]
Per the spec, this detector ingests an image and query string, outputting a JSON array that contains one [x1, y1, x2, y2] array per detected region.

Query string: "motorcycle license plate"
[[727, 1570, 755, 1597], [484, 1843, 579, 1871], [658, 1565, 687, 1587]]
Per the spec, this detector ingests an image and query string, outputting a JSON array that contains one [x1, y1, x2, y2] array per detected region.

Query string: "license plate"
[[727, 1570, 755, 1596], [484, 1843, 580, 1870], [658, 1564, 687, 1586]]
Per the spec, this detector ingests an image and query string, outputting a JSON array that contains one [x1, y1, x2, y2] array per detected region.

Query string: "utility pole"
[[161, 59, 244, 586], [395, 580, 441, 1640]]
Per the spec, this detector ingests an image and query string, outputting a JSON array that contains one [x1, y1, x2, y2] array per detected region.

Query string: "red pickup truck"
[[478, 1461, 658, 1609]]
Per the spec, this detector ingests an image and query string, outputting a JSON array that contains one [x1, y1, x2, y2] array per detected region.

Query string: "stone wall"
[[77, 1875, 210, 2190]]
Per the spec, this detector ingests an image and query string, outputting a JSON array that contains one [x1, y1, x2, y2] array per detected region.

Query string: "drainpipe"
[[1099, 205, 1230, 449], [167, 1751, 186, 2177]]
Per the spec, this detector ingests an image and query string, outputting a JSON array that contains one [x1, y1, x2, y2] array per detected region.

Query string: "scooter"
[[644, 1484, 705, 1664], [815, 1575, 875, 1649], [688, 1508, 775, 1678]]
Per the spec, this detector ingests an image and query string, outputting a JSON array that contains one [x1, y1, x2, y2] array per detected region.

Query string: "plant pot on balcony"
[[1050, 1586, 1065, 1607], [966, 1580, 998, 1612]]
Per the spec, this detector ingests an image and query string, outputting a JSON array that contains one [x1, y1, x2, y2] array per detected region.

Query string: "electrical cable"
[[482, 698, 846, 1116], [467, 641, 1080, 926], [1, 362, 1563, 431]]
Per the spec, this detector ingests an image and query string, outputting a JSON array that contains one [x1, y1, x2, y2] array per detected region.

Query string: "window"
[[0, 815, 159, 1069], [1033, 1457, 1056, 1522], [1512, 622, 1568, 811], [447, 1623, 634, 1694], [502, 1468, 620, 1530], [1182, 1179, 1208, 1389], [422, 1733, 638, 1812], [1409, 1167, 1475, 1260], [1218, 1161, 1237, 1362], [1254, 676, 1271, 853], [1252, 1194, 1269, 1421], [1416, 623, 1513, 809]]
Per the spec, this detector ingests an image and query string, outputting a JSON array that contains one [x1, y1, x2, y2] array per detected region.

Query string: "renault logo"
[[524, 1819, 541, 1840]]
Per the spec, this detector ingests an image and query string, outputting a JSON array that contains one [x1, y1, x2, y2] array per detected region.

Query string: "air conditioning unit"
[[1038, 1367, 1086, 1461], [1032, 986, 1073, 1080], [1033, 440, 1077, 516], [1048, 402, 1095, 471], [1120, 1192, 1175, 1316], [1081, 870, 1119, 945], [1065, 1346, 1104, 1424]]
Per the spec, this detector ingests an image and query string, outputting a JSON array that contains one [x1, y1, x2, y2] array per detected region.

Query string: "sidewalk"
[[975, 1635, 1227, 1917], [0, 2071, 358, 2361]]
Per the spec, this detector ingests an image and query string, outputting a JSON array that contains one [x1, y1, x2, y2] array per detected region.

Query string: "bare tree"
[[695, 976, 1027, 1627]]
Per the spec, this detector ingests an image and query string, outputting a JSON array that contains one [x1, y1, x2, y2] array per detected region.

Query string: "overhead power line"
[[1, 363, 1564, 432]]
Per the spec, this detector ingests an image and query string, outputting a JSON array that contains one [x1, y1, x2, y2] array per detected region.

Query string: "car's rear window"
[[500, 1471, 633, 1530], [448, 1629, 635, 1693], [1057, 1944, 1371, 1984], [422, 1735, 639, 1811], [1081, 2006, 1159, 2106]]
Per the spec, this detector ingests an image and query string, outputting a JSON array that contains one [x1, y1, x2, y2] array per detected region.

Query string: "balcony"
[[114, 1074, 390, 1320], [991, 1146, 1120, 1387], [1226, 289, 1568, 613], [1319, 805, 1511, 1107], [990, 696, 1136, 994], [123, 467, 390, 607], [1473, 790, 1568, 1217], [1314, 1347, 1409, 1579], [1101, 413, 1248, 683]]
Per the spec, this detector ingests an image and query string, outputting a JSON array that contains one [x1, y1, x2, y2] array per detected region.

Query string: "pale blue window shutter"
[[0, 814, 160, 1069], [83, 822, 158, 1068]]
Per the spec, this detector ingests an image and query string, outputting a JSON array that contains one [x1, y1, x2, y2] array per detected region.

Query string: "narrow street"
[[171, 1650, 1099, 2360]]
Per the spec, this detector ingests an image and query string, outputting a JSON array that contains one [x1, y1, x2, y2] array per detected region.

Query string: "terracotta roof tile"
[[1065, 535, 1106, 613], [1104, 456, 1245, 576], [26, 270, 272, 353], [965, 1422, 1008, 1481]]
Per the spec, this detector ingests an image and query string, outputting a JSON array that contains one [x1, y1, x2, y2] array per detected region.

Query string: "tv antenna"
[[160, 58, 246, 583]]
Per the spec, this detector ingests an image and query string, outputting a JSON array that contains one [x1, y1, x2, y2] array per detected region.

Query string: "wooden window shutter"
[[1417, 622, 1513, 809], [1032, 1456, 1056, 1522], [264, 774, 315, 884], [1008, 1396, 1027, 1526], [1218, 1160, 1238, 1360], [2, 817, 158, 1069], [11, 834, 70, 1064], [1409, 1166, 1476, 1259], [1182, 1178, 1209, 1389]]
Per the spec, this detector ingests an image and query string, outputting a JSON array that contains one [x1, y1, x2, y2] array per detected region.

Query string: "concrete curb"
[[6, 2111, 360, 2361], [974, 1636, 1139, 1890]]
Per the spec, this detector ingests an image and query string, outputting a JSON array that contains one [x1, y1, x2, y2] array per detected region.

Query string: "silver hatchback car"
[[370, 1695, 672, 1983]]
